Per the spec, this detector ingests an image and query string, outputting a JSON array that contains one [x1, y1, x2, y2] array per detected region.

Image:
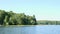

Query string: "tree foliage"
[[0, 10, 37, 25]]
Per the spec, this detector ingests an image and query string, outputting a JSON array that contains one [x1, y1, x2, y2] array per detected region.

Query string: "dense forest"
[[0, 10, 60, 25], [0, 10, 37, 25]]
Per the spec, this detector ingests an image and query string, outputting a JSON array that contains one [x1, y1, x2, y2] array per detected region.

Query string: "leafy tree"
[[0, 10, 7, 25], [0, 10, 37, 25]]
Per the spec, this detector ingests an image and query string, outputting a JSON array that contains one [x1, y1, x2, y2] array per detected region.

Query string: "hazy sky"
[[0, 0, 60, 20]]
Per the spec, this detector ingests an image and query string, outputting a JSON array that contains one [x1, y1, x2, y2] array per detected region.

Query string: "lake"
[[0, 25, 60, 34]]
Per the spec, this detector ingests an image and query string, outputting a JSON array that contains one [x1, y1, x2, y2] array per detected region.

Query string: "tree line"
[[1, 10, 60, 25], [0, 10, 37, 25], [37, 20, 60, 25]]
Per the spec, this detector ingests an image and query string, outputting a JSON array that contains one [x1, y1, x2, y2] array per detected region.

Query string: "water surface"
[[0, 25, 60, 34]]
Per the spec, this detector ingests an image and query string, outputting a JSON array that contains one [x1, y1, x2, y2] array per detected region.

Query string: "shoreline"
[[0, 25, 59, 26]]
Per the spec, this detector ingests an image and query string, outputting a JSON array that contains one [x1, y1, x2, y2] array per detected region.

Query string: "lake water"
[[0, 25, 60, 34]]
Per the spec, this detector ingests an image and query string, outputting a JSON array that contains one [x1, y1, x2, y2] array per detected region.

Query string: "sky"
[[0, 0, 60, 20]]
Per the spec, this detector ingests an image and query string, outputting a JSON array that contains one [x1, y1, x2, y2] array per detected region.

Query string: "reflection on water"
[[0, 25, 60, 34]]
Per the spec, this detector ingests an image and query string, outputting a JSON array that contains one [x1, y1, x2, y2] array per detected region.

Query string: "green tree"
[[0, 10, 7, 25]]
